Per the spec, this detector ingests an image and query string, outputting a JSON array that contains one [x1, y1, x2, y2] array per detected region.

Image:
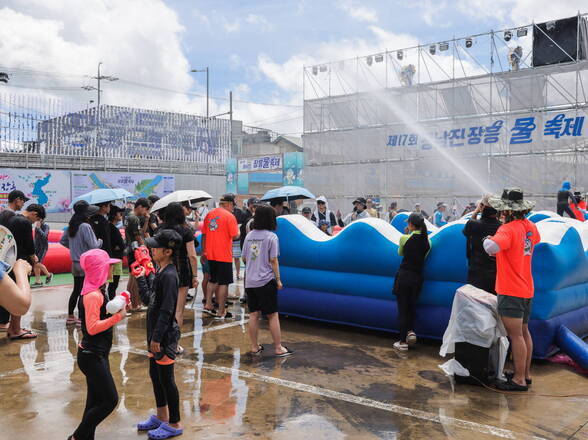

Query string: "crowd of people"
[[0, 182, 567, 438]]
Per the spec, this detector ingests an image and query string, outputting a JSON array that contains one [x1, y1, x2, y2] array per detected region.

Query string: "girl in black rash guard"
[[136, 229, 183, 439], [393, 213, 431, 352]]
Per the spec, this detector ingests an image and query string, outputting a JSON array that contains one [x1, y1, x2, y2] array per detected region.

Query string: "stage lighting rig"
[[465, 38, 473, 48], [504, 30, 512, 41], [429, 44, 436, 55], [439, 42, 449, 51]]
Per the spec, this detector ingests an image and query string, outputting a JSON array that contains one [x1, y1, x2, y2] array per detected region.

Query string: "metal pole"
[[229, 91, 233, 157], [206, 67, 209, 118]]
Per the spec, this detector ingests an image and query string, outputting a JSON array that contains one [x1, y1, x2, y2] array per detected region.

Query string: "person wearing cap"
[[433, 202, 448, 227], [239, 198, 259, 250], [318, 219, 332, 236], [311, 196, 337, 232], [336, 197, 370, 227], [147, 195, 161, 237], [384, 202, 398, 223], [135, 229, 184, 438], [483, 188, 540, 392], [60, 201, 103, 326], [0, 203, 45, 339], [125, 198, 151, 311], [557, 181, 576, 218], [67, 249, 126, 440], [107, 206, 125, 299], [202, 194, 240, 319], [301, 207, 312, 220], [463, 195, 501, 294], [6, 189, 29, 212]]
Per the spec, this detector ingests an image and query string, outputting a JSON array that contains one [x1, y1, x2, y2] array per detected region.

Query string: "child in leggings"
[[136, 229, 183, 439], [68, 249, 126, 440]]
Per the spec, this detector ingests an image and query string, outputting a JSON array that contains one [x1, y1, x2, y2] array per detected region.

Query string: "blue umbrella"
[[260, 185, 315, 202], [69, 188, 133, 208]]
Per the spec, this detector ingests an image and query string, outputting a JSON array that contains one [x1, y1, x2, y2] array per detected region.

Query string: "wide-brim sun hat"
[[487, 188, 535, 212]]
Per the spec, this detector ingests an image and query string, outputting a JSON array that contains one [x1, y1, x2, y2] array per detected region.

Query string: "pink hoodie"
[[80, 249, 121, 296]]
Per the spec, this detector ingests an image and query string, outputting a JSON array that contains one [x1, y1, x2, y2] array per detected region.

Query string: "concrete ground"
[[1, 276, 588, 439]]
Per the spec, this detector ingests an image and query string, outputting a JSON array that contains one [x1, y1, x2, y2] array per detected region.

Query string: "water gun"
[[130, 243, 155, 277], [106, 290, 131, 314]]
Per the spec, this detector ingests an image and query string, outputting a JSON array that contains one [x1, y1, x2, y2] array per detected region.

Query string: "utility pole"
[[229, 91, 233, 155], [190, 67, 209, 117], [82, 62, 118, 152]]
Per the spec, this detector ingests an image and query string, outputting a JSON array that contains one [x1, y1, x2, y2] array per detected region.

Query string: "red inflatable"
[[48, 229, 64, 243], [43, 243, 72, 274]]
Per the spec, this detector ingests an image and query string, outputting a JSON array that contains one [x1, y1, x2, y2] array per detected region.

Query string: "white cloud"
[[191, 9, 210, 27], [245, 13, 273, 31], [222, 18, 241, 33], [456, 0, 586, 25], [338, 0, 378, 23]]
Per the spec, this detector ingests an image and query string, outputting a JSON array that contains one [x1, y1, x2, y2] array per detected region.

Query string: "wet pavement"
[[1, 277, 588, 439]]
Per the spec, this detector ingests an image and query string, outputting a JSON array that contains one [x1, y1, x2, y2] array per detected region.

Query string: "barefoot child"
[[68, 249, 126, 440], [242, 205, 292, 357], [136, 229, 183, 439]]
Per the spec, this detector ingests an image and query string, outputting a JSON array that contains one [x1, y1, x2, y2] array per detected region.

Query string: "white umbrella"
[[150, 190, 212, 213]]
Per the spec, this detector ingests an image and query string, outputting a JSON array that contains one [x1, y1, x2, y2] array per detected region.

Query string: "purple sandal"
[[137, 415, 163, 431], [148, 422, 183, 439]]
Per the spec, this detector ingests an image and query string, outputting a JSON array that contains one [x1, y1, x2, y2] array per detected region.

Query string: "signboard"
[[71, 172, 175, 200], [0, 169, 71, 213], [238, 155, 282, 172], [385, 110, 586, 150]]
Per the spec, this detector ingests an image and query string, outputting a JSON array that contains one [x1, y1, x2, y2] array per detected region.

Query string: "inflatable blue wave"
[[276, 214, 588, 358]]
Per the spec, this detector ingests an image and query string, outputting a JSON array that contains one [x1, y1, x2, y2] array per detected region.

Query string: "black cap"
[[353, 197, 367, 206], [8, 190, 29, 203], [247, 197, 260, 206], [220, 193, 236, 203], [145, 229, 183, 250], [301, 207, 312, 213], [73, 200, 100, 217]]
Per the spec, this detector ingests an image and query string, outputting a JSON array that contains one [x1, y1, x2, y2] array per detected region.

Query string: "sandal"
[[138, 415, 163, 431], [249, 345, 264, 356], [8, 329, 38, 340], [176, 345, 185, 356], [275, 346, 293, 357], [504, 371, 532, 385], [148, 422, 183, 439], [496, 379, 528, 392]]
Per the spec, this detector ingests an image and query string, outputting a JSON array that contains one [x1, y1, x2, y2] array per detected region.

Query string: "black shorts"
[[497, 294, 532, 324], [246, 279, 278, 315], [208, 260, 233, 285]]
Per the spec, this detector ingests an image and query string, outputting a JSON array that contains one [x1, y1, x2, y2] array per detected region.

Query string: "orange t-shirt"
[[203, 208, 239, 263], [491, 219, 540, 298]]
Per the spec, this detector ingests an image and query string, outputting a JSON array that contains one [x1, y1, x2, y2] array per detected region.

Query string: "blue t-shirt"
[[434, 211, 447, 227], [242, 229, 279, 289]]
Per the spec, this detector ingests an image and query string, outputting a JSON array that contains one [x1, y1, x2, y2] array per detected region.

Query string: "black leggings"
[[107, 275, 120, 300], [557, 203, 576, 218], [394, 274, 422, 343], [69, 276, 85, 316], [149, 358, 180, 424], [73, 350, 118, 440]]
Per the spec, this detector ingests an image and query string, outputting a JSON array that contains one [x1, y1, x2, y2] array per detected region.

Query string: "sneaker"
[[406, 331, 417, 346], [31, 282, 44, 288], [393, 341, 408, 352], [45, 273, 53, 285], [214, 311, 233, 320], [202, 308, 217, 316]]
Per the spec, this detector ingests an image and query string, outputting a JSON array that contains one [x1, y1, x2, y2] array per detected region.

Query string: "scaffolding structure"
[[303, 13, 588, 212]]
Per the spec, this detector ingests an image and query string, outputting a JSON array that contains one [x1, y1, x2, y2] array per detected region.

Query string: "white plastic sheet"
[[439, 284, 509, 380]]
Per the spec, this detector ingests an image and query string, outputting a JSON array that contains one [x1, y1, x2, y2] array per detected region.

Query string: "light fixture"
[[517, 27, 528, 37], [546, 21, 556, 31], [375, 54, 384, 63], [465, 38, 473, 48], [319, 65, 328, 72], [439, 42, 449, 51], [504, 30, 512, 41], [397, 50, 403, 60], [312, 66, 318, 75], [366, 56, 373, 66], [429, 44, 436, 55]]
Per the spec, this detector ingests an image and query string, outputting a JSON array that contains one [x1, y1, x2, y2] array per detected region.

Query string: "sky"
[[0, 0, 586, 135]]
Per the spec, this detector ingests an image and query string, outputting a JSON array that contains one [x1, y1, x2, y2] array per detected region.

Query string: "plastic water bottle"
[[106, 291, 131, 314]]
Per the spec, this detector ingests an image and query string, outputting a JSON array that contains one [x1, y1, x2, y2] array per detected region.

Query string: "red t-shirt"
[[491, 219, 540, 298], [203, 208, 239, 263]]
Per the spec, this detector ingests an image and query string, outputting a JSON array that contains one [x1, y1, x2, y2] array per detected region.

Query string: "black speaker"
[[454, 342, 493, 386], [532, 16, 587, 67]]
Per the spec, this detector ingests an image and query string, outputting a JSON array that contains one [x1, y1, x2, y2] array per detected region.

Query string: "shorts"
[[497, 294, 533, 324], [108, 261, 123, 282], [208, 260, 233, 285], [246, 279, 278, 315], [232, 241, 242, 258], [177, 260, 193, 288]]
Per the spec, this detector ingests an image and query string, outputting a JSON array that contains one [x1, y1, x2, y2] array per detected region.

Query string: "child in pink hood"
[[68, 249, 126, 440]]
